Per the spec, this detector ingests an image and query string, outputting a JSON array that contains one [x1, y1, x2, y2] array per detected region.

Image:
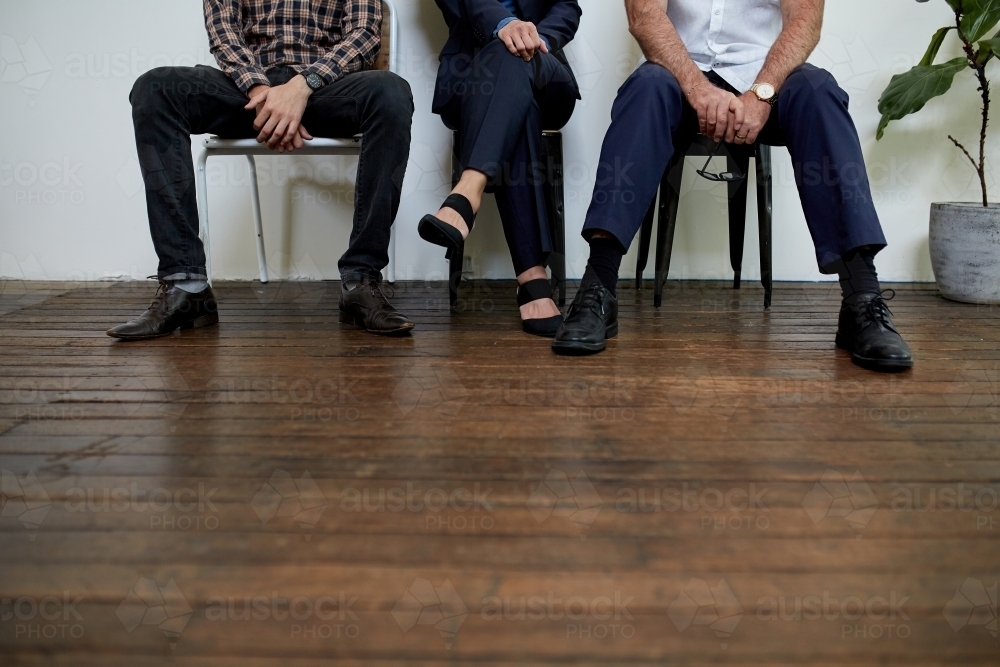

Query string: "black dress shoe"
[[107, 280, 219, 340], [551, 281, 618, 355], [835, 291, 913, 372], [518, 278, 563, 337], [339, 278, 415, 335]]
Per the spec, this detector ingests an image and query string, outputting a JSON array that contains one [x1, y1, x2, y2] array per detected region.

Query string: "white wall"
[[0, 0, 990, 283]]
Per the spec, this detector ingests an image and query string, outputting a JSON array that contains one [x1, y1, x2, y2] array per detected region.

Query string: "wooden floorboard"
[[1, 280, 998, 664]]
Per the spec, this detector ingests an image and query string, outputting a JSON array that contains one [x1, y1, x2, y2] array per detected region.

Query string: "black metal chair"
[[635, 135, 774, 308], [450, 131, 567, 310]]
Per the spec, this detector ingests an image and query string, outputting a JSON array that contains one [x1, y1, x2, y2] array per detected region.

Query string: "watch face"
[[306, 73, 323, 90], [755, 83, 775, 100]]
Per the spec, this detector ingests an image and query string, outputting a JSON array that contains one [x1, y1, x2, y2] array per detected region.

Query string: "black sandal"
[[418, 194, 476, 260], [517, 278, 564, 338]]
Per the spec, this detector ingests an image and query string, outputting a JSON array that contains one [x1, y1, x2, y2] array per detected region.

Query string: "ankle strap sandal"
[[418, 193, 476, 261], [517, 278, 564, 338]]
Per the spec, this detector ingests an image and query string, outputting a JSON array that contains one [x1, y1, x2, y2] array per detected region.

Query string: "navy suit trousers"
[[582, 62, 887, 273], [437, 39, 577, 275]]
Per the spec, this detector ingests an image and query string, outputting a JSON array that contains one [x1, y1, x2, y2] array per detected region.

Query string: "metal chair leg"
[[543, 132, 567, 306], [196, 149, 212, 286], [636, 198, 656, 290], [654, 153, 684, 308], [388, 225, 396, 284], [756, 144, 774, 309], [245, 155, 268, 284], [726, 150, 751, 291], [449, 131, 463, 310]]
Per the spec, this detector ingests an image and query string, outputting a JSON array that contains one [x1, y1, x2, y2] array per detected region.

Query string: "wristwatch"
[[750, 82, 777, 106], [304, 73, 325, 91]]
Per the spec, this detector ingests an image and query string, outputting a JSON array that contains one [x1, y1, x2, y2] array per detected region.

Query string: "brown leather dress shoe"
[[339, 278, 414, 335], [107, 281, 219, 340]]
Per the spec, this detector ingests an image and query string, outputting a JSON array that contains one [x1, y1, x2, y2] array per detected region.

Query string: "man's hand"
[[687, 82, 744, 142], [498, 20, 549, 61], [245, 76, 314, 152], [732, 93, 772, 145]]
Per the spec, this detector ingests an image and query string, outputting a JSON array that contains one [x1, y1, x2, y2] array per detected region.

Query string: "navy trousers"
[[583, 62, 887, 273], [436, 39, 577, 275]]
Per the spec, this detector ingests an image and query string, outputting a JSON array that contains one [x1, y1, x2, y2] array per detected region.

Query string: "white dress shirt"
[[667, 0, 783, 92]]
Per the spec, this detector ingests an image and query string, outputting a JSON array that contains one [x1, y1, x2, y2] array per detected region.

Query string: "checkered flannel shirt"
[[204, 0, 381, 93]]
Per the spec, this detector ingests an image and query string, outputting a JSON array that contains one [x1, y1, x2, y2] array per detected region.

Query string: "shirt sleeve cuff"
[[233, 68, 270, 94], [303, 62, 343, 87], [494, 16, 519, 38]]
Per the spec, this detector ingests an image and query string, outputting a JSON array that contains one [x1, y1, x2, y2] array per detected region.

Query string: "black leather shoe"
[[551, 281, 618, 355], [835, 291, 913, 372], [107, 280, 219, 340], [339, 278, 415, 335]]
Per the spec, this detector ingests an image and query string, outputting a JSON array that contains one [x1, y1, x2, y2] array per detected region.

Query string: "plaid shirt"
[[204, 0, 381, 94]]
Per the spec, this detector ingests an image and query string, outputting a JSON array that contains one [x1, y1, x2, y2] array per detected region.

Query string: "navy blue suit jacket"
[[431, 0, 582, 112]]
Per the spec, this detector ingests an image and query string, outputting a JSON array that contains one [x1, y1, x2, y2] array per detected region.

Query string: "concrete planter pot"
[[929, 202, 1000, 304]]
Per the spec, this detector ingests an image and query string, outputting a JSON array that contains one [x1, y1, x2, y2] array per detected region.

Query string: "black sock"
[[837, 249, 881, 300], [583, 237, 624, 297]]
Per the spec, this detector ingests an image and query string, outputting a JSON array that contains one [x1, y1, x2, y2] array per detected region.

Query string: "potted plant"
[[878, 0, 1000, 304]]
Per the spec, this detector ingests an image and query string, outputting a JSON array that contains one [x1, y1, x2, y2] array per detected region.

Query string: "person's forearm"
[[754, 0, 824, 90], [625, 0, 707, 97], [203, 0, 268, 94], [304, 0, 381, 85]]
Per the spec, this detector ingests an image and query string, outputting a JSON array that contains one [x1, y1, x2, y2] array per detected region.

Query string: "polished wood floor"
[[1, 279, 998, 665]]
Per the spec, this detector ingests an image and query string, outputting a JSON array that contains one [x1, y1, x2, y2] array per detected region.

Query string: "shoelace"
[[568, 283, 606, 318], [145, 276, 171, 314], [864, 289, 898, 334], [367, 280, 395, 307]]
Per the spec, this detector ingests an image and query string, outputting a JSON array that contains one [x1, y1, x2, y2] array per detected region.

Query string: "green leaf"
[[877, 57, 968, 140], [921, 26, 955, 65], [977, 34, 1000, 62], [960, 0, 1000, 42]]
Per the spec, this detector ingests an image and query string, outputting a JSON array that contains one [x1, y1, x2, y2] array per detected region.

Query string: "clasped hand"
[[688, 84, 771, 145], [245, 76, 314, 153], [498, 20, 548, 61]]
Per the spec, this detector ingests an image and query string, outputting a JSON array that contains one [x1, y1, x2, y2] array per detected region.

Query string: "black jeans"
[[130, 65, 414, 282], [435, 40, 577, 275]]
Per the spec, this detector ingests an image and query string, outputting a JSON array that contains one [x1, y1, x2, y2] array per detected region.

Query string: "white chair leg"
[[196, 149, 212, 285], [246, 155, 268, 283], [387, 224, 396, 284]]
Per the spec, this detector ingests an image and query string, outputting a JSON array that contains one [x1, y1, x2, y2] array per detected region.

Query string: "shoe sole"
[[551, 322, 618, 355], [835, 333, 914, 373], [418, 216, 463, 259], [106, 313, 219, 341], [339, 309, 415, 336]]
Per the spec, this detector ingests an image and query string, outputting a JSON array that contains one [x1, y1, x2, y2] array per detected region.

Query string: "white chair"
[[196, 0, 400, 284]]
